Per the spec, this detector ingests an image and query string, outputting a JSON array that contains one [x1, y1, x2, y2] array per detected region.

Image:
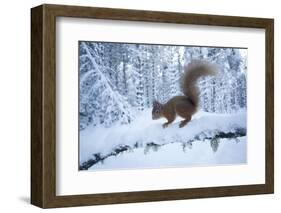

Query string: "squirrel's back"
[[181, 60, 217, 108]]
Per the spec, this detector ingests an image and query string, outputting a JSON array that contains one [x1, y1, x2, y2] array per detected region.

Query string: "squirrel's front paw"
[[179, 120, 188, 128], [162, 123, 169, 128]]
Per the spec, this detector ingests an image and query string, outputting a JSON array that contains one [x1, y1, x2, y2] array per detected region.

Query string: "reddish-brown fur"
[[152, 60, 217, 128]]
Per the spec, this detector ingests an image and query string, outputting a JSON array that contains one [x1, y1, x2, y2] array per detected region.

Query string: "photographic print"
[[79, 41, 247, 171], [31, 5, 273, 207]]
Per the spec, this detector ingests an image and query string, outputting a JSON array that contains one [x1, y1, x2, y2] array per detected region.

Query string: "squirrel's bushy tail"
[[181, 60, 217, 108]]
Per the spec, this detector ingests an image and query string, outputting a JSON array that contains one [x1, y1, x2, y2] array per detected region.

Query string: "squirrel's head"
[[152, 100, 163, 120]]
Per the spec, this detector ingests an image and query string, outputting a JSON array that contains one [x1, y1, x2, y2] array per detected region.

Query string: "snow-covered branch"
[[80, 127, 246, 170]]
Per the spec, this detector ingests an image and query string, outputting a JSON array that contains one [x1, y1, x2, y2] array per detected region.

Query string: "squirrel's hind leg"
[[175, 101, 193, 128]]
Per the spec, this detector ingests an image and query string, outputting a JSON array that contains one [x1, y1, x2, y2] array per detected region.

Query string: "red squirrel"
[[152, 60, 217, 128]]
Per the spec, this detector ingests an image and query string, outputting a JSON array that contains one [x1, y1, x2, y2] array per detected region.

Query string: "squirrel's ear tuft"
[[153, 100, 160, 107]]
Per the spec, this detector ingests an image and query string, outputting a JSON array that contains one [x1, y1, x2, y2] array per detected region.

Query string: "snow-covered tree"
[[79, 42, 133, 129], [79, 41, 247, 129]]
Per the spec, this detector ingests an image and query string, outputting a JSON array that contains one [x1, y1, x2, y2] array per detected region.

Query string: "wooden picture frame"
[[31, 4, 274, 208]]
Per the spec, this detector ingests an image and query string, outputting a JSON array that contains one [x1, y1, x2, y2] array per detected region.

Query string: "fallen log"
[[79, 127, 246, 170]]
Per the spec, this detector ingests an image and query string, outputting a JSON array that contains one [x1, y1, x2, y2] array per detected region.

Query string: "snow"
[[80, 109, 247, 169], [89, 137, 246, 170]]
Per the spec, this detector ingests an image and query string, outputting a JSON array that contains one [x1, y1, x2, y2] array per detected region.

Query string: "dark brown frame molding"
[[31, 4, 274, 208]]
